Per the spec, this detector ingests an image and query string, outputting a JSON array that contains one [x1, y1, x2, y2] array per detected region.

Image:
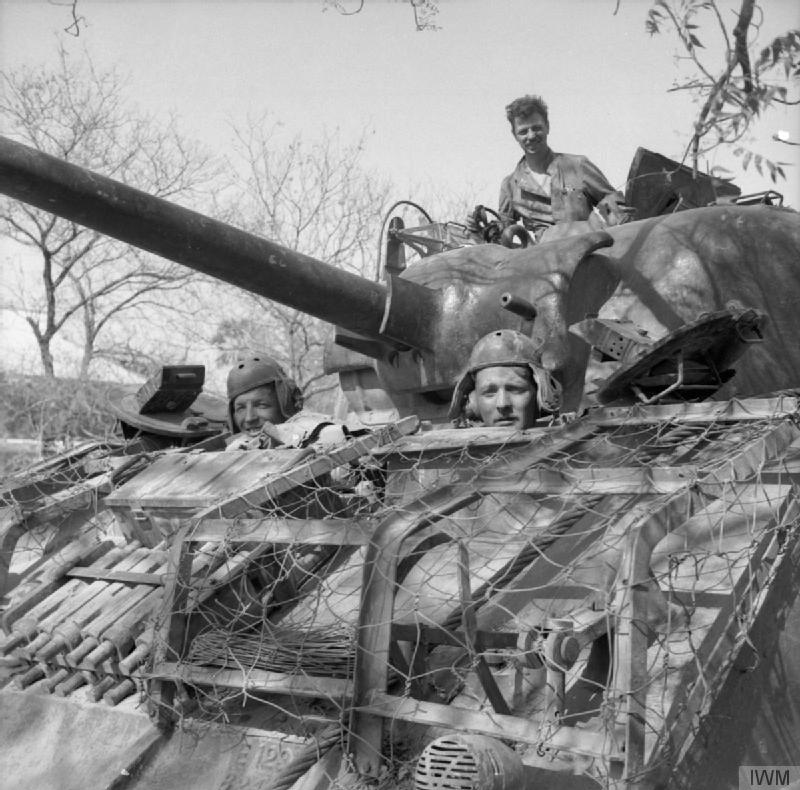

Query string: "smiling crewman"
[[497, 94, 631, 241], [226, 354, 349, 452], [225, 354, 306, 450], [227, 354, 302, 439], [448, 330, 561, 429]]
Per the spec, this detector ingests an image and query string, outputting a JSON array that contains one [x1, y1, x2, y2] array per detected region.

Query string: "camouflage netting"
[[2, 398, 800, 789]]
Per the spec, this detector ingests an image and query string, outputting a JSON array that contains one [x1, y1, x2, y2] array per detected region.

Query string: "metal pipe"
[[0, 135, 438, 350], [500, 292, 537, 321]]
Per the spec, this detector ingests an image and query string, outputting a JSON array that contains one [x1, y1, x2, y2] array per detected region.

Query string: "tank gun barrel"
[[0, 135, 438, 351]]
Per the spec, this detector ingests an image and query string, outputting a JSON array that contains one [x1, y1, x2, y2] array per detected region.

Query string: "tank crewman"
[[489, 94, 632, 242], [448, 330, 561, 429], [226, 353, 348, 451]]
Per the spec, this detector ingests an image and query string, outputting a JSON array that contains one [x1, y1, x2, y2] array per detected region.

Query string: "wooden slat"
[[186, 544, 274, 609], [586, 396, 799, 427], [0, 518, 28, 597], [759, 468, 800, 486], [457, 541, 511, 715], [186, 517, 372, 546], [2, 540, 128, 631], [362, 691, 622, 760], [572, 609, 612, 649], [397, 499, 619, 745], [104, 449, 310, 509], [198, 416, 419, 520], [1, 441, 96, 480], [473, 496, 631, 634], [480, 466, 695, 496], [350, 420, 605, 773], [0, 440, 114, 505], [375, 417, 597, 464], [563, 488, 699, 785], [152, 662, 352, 700], [521, 583, 597, 600], [372, 397, 799, 458], [74, 556, 168, 648], [392, 623, 541, 649], [371, 426, 538, 458], [80, 454, 144, 477], [698, 420, 799, 489], [39, 652, 148, 679], [21, 474, 114, 528], [8, 548, 151, 664], [648, 491, 799, 770], [667, 589, 732, 609], [66, 568, 163, 586], [479, 422, 800, 497], [614, 521, 653, 785], [147, 525, 195, 727]]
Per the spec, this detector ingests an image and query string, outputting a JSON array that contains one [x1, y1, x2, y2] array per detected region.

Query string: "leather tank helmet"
[[448, 330, 561, 422], [226, 354, 303, 430]]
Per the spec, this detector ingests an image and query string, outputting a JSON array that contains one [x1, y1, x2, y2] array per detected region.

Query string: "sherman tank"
[[1, 134, 800, 790]]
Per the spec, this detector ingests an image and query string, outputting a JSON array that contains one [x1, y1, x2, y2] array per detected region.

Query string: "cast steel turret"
[[2, 134, 800, 423]]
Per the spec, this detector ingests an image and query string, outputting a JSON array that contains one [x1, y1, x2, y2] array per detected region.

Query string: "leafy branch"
[[1, 46, 219, 379], [646, 0, 799, 180], [323, 0, 440, 31]]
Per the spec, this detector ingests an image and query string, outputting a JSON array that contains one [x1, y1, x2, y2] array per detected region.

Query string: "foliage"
[[0, 46, 220, 379], [644, 0, 800, 179], [0, 371, 121, 472]]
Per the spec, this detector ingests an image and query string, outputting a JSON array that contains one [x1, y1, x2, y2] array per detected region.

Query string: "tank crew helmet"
[[226, 354, 303, 430], [448, 330, 562, 423]]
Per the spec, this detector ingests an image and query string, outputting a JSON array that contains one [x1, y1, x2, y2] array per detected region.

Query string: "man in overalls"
[[498, 94, 631, 242]]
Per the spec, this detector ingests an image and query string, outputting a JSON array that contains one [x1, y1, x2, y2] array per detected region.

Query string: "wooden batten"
[[7, 397, 800, 787], [361, 691, 623, 761], [647, 494, 800, 775], [186, 517, 373, 547], [65, 568, 164, 586], [585, 395, 800, 427], [153, 661, 352, 702]]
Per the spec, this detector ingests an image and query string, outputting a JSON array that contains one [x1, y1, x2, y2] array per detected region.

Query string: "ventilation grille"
[[415, 737, 490, 790]]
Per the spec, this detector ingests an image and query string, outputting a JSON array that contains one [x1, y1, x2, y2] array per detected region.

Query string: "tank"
[[3, 135, 800, 421], [2, 134, 800, 790]]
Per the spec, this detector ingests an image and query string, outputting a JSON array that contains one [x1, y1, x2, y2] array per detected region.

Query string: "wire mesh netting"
[[2, 397, 800, 788]]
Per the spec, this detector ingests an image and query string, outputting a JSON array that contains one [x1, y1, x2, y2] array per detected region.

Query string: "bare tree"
[[47, 0, 86, 37], [644, 0, 800, 179], [0, 46, 220, 379], [324, 0, 441, 31], [209, 116, 391, 408], [51, 0, 440, 35]]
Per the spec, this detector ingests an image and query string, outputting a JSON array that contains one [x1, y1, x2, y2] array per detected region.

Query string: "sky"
[[1, 0, 798, 208], [1, 0, 799, 382]]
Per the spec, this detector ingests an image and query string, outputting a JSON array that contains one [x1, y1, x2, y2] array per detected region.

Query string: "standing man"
[[448, 330, 561, 428], [497, 94, 631, 241]]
